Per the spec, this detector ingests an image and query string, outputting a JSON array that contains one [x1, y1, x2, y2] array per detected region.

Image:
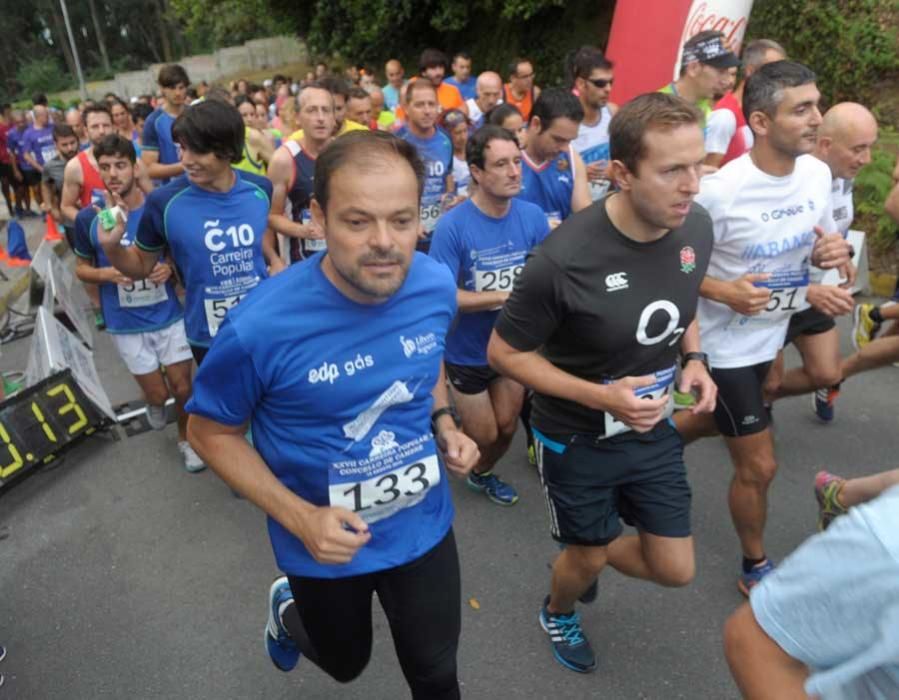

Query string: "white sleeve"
[[705, 109, 736, 155], [696, 172, 730, 244]]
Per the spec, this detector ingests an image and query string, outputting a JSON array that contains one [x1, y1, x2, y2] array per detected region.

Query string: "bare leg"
[[451, 377, 523, 475], [725, 429, 777, 560], [769, 329, 841, 398], [163, 359, 194, 441], [842, 333, 899, 380], [607, 532, 694, 587], [672, 410, 718, 445], [838, 468, 899, 508]]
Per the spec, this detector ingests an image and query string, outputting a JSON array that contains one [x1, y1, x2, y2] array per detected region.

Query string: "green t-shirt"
[[658, 82, 712, 125]]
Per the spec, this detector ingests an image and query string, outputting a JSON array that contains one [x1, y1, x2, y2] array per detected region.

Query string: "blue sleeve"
[[135, 189, 169, 252], [73, 207, 98, 259], [531, 205, 552, 244], [142, 111, 160, 151], [239, 170, 274, 202], [185, 319, 264, 426], [428, 216, 463, 281]]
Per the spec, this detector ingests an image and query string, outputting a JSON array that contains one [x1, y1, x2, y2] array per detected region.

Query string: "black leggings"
[[285, 528, 461, 699]]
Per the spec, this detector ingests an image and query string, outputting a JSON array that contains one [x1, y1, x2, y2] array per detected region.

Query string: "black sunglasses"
[[587, 77, 614, 89]]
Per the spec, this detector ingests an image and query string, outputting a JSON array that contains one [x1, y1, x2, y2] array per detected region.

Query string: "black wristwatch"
[[682, 351, 710, 373], [431, 406, 461, 434]]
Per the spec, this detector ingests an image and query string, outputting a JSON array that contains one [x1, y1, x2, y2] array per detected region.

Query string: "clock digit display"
[[0, 370, 108, 491]]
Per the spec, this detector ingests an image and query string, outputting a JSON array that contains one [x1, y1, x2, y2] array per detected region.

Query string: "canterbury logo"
[[605, 272, 628, 292]]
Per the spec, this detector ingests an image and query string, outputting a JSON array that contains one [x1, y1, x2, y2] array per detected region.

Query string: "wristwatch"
[[681, 351, 710, 373], [431, 406, 461, 434]]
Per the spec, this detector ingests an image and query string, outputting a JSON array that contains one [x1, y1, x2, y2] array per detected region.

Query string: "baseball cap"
[[682, 32, 741, 69]]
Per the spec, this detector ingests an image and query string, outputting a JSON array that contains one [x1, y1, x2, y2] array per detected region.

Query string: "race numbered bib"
[[117, 279, 168, 308], [329, 440, 441, 525], [727, 268, 809, 330], [41, 144, 57, 163], [304, 237, 327, 252], [602, 365, 675, 439], [420, 201, 442, 233], [589, 179, 611, 201], [474, 264, 524, 293], [204, 294, 246, 337]]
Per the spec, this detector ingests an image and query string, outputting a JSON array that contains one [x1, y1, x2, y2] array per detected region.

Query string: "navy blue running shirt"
[[135, 170, 272, 347], [186, 252, 458, 578]]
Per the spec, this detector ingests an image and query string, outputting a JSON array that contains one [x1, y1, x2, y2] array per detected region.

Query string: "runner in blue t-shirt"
[[21, 105, 56, 211], [444, 52, 477, 101], [95, 99, 279, 366], [430, 125, 550, 507], [518, 88, 591, 227], [141, 64, 190, 184], [396, 80, 455, 253], [184, 131, 478, 696], [73, 134, 199, 472]]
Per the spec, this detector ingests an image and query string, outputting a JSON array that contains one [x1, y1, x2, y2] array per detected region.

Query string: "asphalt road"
[[2, 286, 896, 699]]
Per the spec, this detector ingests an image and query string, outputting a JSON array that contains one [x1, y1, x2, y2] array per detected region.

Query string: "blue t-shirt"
[[396, 126, 453, 242], [73, 205, 183, 335], [135, 170, 272, 347], [21, 125, 56, 169], [142, 108, 181, 182], [430, 199, 550, 366], [186, 252, 458, 578], [7, 127, 28, 169], [519, 147, 576, 223], [444, 76, 477, 101], [382, 83, 402, 112]]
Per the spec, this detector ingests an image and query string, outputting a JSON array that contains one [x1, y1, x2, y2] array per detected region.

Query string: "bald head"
[[816, 102, 878, 180], [385, 59, 404, 88], [475, 71, 503, 112], [369, 86, 385, 113]]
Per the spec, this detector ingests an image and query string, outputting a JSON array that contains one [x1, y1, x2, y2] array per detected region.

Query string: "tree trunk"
[[154, 0, 174, 63], [87, 0, 112, 75], [46, 1, 79, 78]]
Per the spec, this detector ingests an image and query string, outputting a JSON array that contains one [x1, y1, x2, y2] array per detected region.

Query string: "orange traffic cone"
[[45, 215, 63, 242], [0, 245, 7, 261]]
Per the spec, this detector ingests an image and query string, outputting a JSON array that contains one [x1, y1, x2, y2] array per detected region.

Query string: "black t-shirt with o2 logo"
[[494, 196, 713, 435]]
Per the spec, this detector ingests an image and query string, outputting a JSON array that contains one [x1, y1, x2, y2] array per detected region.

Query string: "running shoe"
[[146, 404, 168, 431], [852, 303, 880, 351], [467, 471, 519, 505], [177, 441, 206, 473], [737, 559, 776, 597], [812, 386, 839, 423], [94, 309, 106, 331], [0, 644, 5, 662], [265, 576, 301, 672], [814, 470, 847, 531], [539, 596, 596, 673]]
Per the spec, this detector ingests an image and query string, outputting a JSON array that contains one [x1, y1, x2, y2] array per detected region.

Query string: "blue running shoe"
[[812, 387, 839, 423], [738, 559, 776, 597], [265, 576, 301, 672], [539, 596, 595, 673], [467, 471, 519, 506]]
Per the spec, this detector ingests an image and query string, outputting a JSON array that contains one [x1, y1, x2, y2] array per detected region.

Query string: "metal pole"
[[59, 0, 88, 100]]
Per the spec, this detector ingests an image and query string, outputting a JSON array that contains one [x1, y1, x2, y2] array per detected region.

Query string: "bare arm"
[[266, 148, 310, 239], [885, 168, 899, 224], [248, 128, 274, 166], [74, 255, 131, 285], [141, 149, 184, 180], [457, 289, 508, 313], [570, 150, 592, 214], [700, 273, 771, 315], [23, 152, 42, 172], [135, 159, 155, 195], [187, 413, 371, 564], [95, 206, 160, 280], [40, 179, 57, 217], [429, 362, 479, 476], [60, 157, 85, 224]]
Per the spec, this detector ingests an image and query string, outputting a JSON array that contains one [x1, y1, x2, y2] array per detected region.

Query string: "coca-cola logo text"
[[681, 1, 750, 52]]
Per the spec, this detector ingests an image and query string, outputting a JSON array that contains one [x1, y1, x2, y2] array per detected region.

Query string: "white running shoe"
[[146, 404, 168, 431], [178, 441, 206, 473]]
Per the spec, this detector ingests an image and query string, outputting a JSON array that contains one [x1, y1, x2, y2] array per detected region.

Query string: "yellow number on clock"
[[31, 402, 58, 442], [47, 383, 88, 435], [0, 422, 24, 479]]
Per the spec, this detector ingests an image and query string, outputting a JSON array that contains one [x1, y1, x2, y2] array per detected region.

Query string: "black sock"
[[742, 555, 767, 573], [870, 306, 884, 323]]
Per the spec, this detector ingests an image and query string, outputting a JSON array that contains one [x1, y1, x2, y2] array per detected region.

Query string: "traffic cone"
[[45, 214, 63, 242], [0, 245, 7, 261]]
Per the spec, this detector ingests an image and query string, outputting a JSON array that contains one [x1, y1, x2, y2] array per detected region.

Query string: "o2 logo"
[[636, 300, 684, 347], [203, 219, 255, 251]]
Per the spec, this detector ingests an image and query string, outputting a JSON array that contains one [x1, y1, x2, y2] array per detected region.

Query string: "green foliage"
[[746, 0, 899, 107], [271, 0, 613, 87], [855, 141, 899, 254], [170, 0, 292, 51], [17, 57, 75, 97]]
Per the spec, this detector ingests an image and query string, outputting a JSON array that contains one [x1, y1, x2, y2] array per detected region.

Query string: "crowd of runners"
[[2, 29, 899, 699]]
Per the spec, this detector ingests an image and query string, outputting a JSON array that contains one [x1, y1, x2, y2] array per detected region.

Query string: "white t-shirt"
[[705, 109, 754, 156], [453, 155, 471, 197], [572, 106, 612, 201], [696, 153, 835, 368], [466, 97, 502, 128]]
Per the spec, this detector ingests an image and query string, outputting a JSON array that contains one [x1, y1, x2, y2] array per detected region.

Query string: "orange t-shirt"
[[395, 78, 465, 121], [503, 84, 534, 121]]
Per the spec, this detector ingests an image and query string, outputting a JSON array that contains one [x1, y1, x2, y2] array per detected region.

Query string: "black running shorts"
[[710, 361, 773, 437]]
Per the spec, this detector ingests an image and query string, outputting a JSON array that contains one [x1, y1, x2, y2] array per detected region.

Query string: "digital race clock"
[[0, 369, 109, 491]]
